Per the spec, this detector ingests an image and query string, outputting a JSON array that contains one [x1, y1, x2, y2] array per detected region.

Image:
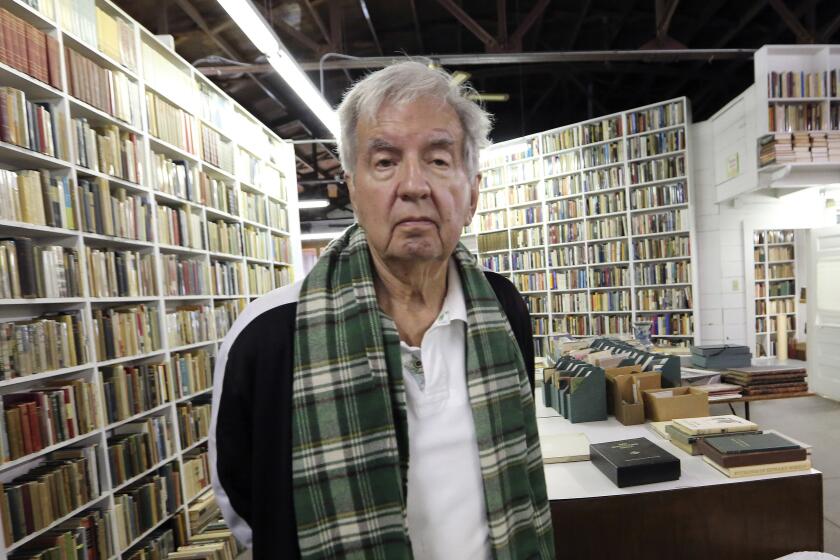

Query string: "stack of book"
[[773, 133, 795, 163], [792, 132, 811, 162], [690, 383, 742, 401], [810, 132, 829, 163], [665, 415, 759, 455], [723, 363, 808, 396], [827, 131, 840, 162], [698, 431, 811, 478]]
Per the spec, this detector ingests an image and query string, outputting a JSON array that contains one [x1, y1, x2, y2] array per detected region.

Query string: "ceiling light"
[[450, 71, 471, 86], [298, 199, 330, 209], [215, 0, 339, 138]]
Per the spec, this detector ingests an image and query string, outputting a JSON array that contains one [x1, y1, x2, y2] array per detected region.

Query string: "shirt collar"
[[434, 258, 467, 327]]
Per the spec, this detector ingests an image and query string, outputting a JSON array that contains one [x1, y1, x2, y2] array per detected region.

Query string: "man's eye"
[[375, 159, 393, 169], [432, 159, 449, 167]]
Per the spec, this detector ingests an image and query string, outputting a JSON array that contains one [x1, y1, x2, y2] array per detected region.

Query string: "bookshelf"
[[0, 0, 302, 557], [752, 229, 797, 357], [472, 98, 697, 356]]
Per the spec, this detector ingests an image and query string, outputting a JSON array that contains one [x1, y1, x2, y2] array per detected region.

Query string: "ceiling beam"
[[819, 10, 840, 41], [268, 11, 325, 55], [509, 0, 551, 49], [358, 0, 383, 55], [409, 0, 425, 53], [567, 0, 592, 49], [435, 0, 499, 49], [768, 0, 814, 43], [303, 0, 332, 48], [497, 0, 507, 47], [656, 0, 680, 40], [329, 2, 343, 53]]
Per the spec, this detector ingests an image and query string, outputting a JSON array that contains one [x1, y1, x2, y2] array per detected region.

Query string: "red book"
[[24, 24, 38, 81], [12, 12, 26, 73], [26, 402, 41, 452], [18, 403, 32, 455], [45, 34, 59, 89], [0, 9, 9, 67], [35, 28, 48, 84]]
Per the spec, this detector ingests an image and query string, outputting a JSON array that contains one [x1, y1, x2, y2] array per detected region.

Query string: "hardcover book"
[[703, 432, 800, 455], [590, 437, 680, 488], [541, 432, 590, 464], [697, 437, 806, 469], [671, 414, 758, 436]]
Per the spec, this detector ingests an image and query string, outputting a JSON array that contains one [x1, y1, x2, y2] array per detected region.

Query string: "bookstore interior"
[[0, 0, 839, 559]]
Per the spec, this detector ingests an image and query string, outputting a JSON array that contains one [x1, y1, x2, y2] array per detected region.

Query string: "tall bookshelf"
[[473, 98, 697, 356], [752, 229, 797, 357], [0, 0, 302, 557]]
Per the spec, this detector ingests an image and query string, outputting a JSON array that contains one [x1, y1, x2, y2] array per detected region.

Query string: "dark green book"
[[705, 432, 799, 455]]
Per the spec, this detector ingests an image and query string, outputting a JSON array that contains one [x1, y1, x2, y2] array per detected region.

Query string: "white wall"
[[690, 121, 828, 346]]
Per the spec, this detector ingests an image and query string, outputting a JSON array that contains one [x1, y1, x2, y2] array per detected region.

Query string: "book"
[[647, 420, 673, 441], [77, 178, 152, 241], [589, 437, 680, 488], [176, 402, 211, 448], [100, 362, 173, 424], [166, 305, 213, 348], [702, 455, 812, 478], [171, 349, 214, 399], [671, 415, 758, 436], [540, 432, 590, 463], [91, 304, 161, 361], [146, 90, 196, 154], [86, 246, 156, 298], [0, 311, 87, 380], [182, 448, 211, 499], [72, 118, 141, 182], [161, 254, 209, 296], [696, 434, 806, 468]]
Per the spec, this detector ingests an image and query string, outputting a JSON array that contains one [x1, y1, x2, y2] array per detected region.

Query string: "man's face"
[[347, 96, 479, 265]]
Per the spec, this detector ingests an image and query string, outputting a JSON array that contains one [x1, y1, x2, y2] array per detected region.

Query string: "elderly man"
[[210, 61, 555, 559]]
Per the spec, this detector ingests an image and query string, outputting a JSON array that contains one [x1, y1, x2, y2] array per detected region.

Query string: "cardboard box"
[[607, 371, 661, 426], [642, 387, 710, 421]]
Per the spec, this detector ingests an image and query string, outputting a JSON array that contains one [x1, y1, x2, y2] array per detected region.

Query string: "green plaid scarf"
[[292, 224, 554, 559]]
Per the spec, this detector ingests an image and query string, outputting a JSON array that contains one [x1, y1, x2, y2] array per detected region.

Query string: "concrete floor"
[[712, 395, 840, 557], [235, 395, 840, 559]]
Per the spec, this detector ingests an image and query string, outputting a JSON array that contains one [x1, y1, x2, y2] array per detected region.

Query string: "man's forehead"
[[357, 98, 463, 146]]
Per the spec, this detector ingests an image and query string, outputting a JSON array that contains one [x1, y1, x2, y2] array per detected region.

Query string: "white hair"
[[336, 61, 492, 179]]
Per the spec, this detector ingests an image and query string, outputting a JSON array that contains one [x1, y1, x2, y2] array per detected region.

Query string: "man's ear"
[[465, 172, 480, 226], [345, 173, 356, 213]]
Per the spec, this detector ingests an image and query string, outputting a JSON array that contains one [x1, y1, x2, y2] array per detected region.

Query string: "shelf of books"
[[471, 98, 697, 356], [751, 229, 797, 358], [0, 0, 302, 557], [754, 45, 840, 169]]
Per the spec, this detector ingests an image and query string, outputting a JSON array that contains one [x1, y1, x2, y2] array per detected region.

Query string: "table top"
[[712, 391, 815, 404], [536, 399, 820, 502]]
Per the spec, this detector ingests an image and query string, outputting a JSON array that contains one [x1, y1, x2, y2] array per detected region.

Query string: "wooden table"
[[538, 402, 823, 559], [712, 391, 816, 420]]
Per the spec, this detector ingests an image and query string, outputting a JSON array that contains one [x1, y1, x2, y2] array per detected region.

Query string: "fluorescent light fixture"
[[301, 232, 342, 241], [450, 71, 471, 86], [298, 199, 330, 209], [215, 0, 340, 138]]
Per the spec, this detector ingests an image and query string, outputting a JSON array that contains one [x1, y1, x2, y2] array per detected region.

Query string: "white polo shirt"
[[400, 260, 491, 560]]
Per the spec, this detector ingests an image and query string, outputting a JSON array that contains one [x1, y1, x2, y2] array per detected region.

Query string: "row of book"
[[3, 506, 113, 559], [636, 260, 691, 285], [182, 448, 210, 500], [247, 263, 272, 296], [631, 208, 688, 235], [210, 260, 244, 296], [628, 154, 685, 184], [481, 253, 509, 272], [755, 315, 796, 335], [547, 198, 581, 221], [548, 221, 582, 244], [65, 47, 139, 126], [768, 103, 823, 133], [583, 166, 624, 192], [176, 402, 210, 449], [1, 444, 101, 545], [161, 254, 209, 297], [548, 244, 586, 267], [213, 300, 244, 347], [243, 226, 270, 260], [586, 191, 626, 215], [511, 249, 544, 270], [0, 379, 99, 463], [587, 216, 627, 240], [759, 131, 840, 165], [546, 175, 580, 198], [581, 141, 621, 167], [268, 199, 288, 232], [582, 117, 622, 145], [108, 416, 176, 486], [590, 266, 629, 288], [543, 128, 578, 154], [272, 235, 292, 264], [626, 101, 684, 134], [94, 5, 137, 72], [240, 189, 266, 225], [146, 91, 196, 154], [637, 286, 692, 310], [631, 182, 686, 209], [238, 149, 261, 187], [589, 240, 628, 264], [0, 8, 61, 89], [590, 290, 631, 312], [509, 206, 542, 227], [592, 314, 631, 335], [165, 305, 213, 349], [512, 272, 546, 292], [0, 158, 62, 233], [549, 268, 587, 290], [87, 246, 155, 298], [0, 239, 82, 299], [478, 211, 506, 231], [100, 362, 173, 425], [648, 312, 693, 336], [0, 310, 88, 380], [627, 128, 685, 159], [156, 203, 205, 250], [207, 220, 243, 256], [531, 316, 548, 336], [509, 182, 539, 205], [200, 125, 233, 173], [0, 87, 66, 160], [524, 294, 547, 314], [481, 138, 539, 170], [477, 231, 509, 253], [632, 236, 690, 261], [77, 178, 152, 241], [552, 292, 588, 313], [92, 304, 161, 361], [767, 70, 829, 98], [512, 226, 543, 248], [73, 118, 141, 182], [479, 189, 507, 211], [113, 462, 182, 551], [544, 153, 578, 177]]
